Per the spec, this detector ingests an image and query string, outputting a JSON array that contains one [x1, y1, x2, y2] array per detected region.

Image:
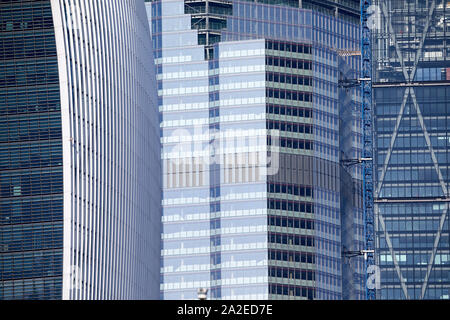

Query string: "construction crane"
[[338, 0, 375, 300]]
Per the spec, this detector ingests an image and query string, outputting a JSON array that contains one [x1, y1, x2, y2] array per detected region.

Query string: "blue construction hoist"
[[361, 0, 375, 300]]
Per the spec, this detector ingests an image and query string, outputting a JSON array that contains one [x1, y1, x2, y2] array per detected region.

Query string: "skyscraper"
[[373, 0, 450, 299], [0, 0, 161, 300], [148, 0, 365, 300]]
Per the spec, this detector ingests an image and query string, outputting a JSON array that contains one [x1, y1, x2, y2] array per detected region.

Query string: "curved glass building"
[[0, 0, 161, 300]]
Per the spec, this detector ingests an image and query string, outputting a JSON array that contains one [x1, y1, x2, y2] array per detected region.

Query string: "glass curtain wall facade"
[[0, 0, 161, 300], [148, 0, 364, 300], [0, 0, 63, 299], [239, 1, 360, 23], [373, 0, 450, 300]]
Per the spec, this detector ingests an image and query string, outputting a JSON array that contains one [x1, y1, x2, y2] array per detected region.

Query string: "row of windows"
[[377, 135, 449, 150], [0, 142, 62, 170], [269, 266, 315, 281], [268, 233, 315, 248], [0, 3, 54, 33], [266, 120, 312, 134], [184, 2, 233, 16], [375, 86, 450, 103], [267, 182, 313, 198], [384, 219, 445, 232], [265, 40, 312, 55], [376, 118, 448, 133], [379, 235, 449, 249], [0, 17, 54, 33], [266, 104, 312, 118], [0, 64, 59, 87], [0, 262, 62, 281], [0, 59, 58, 74], [269, 283, 315, 299], [191, 17, 227, 31], [0, 86, 59, 99], [266, 88, 312, 102], [203, 72, 313, 88], [0, 171, 63, 198], [268, 215, 314, 230], [379, 167, 450, 184], [0, 88, 60, 115], [265, 56, 312, 70], [0, 113, 62, 143], [0, 251, 63, 281], [0, 99, 60, 115], [382, 168, 441, 183], [378, 203, 446, 215], [0, 198, 63, 225], [1, 223, 63, 253], [379, 287, 449, 300], [268, 199, 315, 214], [0, 35, 57, 61], [376, 102, 450, 116], [381, 269, 450, 284], [268, 249, 316, 264], [380, 185, 445, 199], [266, 72, 312, 86], [0, 71, 59, 88], [376, 152, 447, 167], [268, 136, 313, 151], [0, 277, 62, 300]]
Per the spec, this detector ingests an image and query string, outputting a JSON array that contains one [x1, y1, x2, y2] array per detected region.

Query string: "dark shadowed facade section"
[[0, 0, 64, 300]]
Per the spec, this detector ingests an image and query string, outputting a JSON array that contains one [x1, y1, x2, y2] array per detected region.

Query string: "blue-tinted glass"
[[0, 0, 63, 300]]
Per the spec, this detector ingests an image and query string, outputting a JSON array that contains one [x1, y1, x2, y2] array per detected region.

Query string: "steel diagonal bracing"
[[376, 0, 438, 197], [379, 3, 409, 80], [409, 1, 437, 82], [377, 210, 410, 298], [411, 82, 449, 298], [420, 204, 449, 299], [375, 87, 410, 197], [409, 74, 448, 300], [374, 88, 411, 299], [409, 90, 447, 196], [375, 0, 448, 300]]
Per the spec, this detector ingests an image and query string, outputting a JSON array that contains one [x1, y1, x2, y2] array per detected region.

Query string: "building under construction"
[[147, 0, 367, 299], [183, 0, 360, 58]]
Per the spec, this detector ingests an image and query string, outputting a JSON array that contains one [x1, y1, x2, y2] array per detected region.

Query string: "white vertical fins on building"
[[51, 0, 160, 300]]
